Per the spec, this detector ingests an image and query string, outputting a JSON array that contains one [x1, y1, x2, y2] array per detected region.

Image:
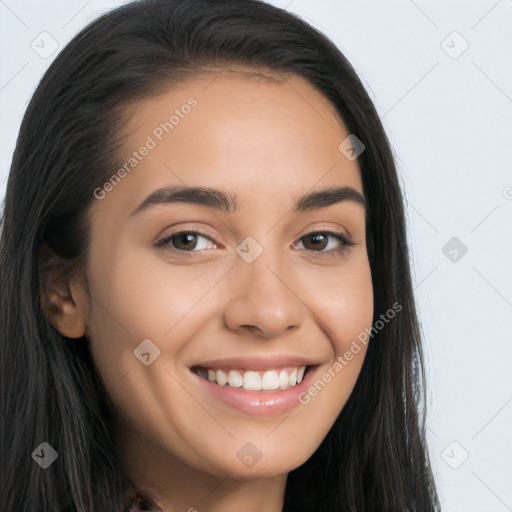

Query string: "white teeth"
[[242, 371, 261, 390], [228, 370, 243, 388], [199, 365, 307, 391], [216, 369, 228, 386], [278, 370, 289, 388], [261, 370, 279, 390]]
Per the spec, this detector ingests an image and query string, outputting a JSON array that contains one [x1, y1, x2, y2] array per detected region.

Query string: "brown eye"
[[295, 231, 354, 255], [171, 233, 199, 251], [302, 233, 329, 251], [156, 231, 216, 253]]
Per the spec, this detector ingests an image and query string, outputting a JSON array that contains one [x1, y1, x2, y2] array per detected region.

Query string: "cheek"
[[308, 256, 374, 352], [83, 246, 232, 383], [82, 251, 226, 460], [300, 256, 373, 403]]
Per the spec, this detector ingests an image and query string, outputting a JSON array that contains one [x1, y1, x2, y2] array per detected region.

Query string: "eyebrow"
[[129, 184, 365, 217]]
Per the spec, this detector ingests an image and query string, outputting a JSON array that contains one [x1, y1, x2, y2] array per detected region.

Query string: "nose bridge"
[[223, 238, 304, 337]]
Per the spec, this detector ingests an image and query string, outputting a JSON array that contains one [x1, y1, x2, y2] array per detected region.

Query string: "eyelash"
[[155, 230, 355, 257]]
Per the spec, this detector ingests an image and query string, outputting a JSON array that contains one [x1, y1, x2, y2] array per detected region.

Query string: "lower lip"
[[191, 367, 317, 416]]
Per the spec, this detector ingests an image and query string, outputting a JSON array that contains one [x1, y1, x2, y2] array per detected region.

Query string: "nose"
[[222, 250, 305, 339]]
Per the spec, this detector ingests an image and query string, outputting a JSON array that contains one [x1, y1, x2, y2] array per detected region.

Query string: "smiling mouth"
[[191, 365, 311, 391]]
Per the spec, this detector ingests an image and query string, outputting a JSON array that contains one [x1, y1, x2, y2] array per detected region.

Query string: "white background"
[[1, 1, 511, 510]]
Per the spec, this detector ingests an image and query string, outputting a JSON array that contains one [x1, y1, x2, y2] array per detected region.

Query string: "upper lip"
[[190, 354, 319, 371]]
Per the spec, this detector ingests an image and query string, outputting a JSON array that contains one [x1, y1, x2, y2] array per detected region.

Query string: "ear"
[[39, 242, 88, 339]]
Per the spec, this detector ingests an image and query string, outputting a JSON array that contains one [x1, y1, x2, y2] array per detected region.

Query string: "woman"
[[0, 0, 440, 510]]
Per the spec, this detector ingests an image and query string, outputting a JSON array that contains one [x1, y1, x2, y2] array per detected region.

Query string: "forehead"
[[91, 69, 363, 222]]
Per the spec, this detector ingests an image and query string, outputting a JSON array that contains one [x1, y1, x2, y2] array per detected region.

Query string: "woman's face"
[[71, 70, 373, 482]]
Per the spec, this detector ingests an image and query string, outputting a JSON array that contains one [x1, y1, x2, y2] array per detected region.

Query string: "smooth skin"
[[46, 69, 373, 512]]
